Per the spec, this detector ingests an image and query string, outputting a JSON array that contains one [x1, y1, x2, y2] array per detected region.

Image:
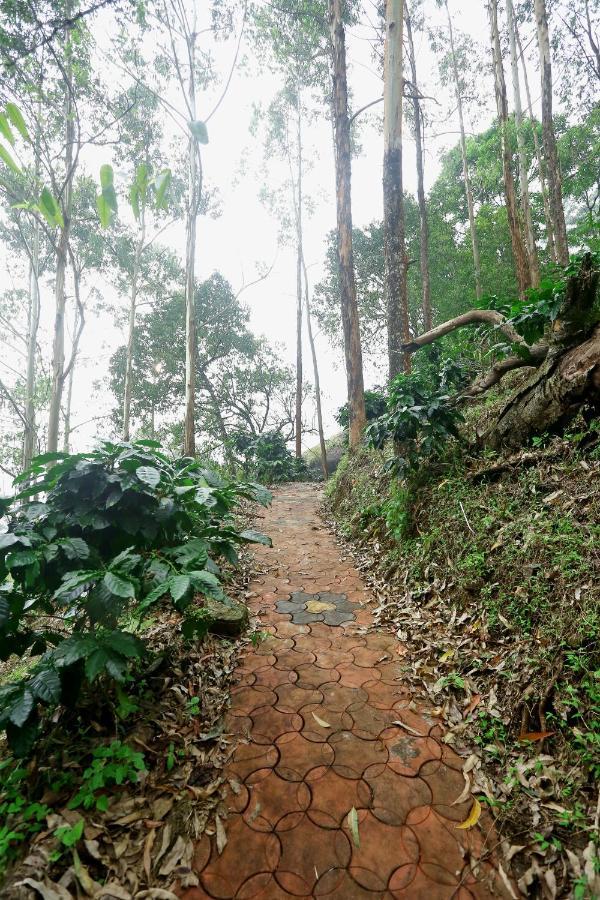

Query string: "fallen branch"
[[400, 309, 527, 353]]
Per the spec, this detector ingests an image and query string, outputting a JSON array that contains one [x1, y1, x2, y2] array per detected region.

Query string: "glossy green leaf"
[[5, 103, 30, 141], [39, 187, 64, 227], [0, 113, 14, 145], [154, 168, 171, 208], [136, 465, 160, 488], [103, 571, 135, 599], [0, 143, 21, 174]]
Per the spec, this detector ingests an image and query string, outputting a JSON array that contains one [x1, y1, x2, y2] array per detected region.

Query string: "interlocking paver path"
[[186, 484, 512, 899]]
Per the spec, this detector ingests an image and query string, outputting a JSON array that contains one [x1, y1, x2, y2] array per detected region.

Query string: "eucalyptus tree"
[[383, 0, 410, 378], [488, 0, 531, 296], [436, 0, 483, 301], [534, 0, 570, 265], [329, 0, 366, 448], [250, 0, 330, 471], [405, 0, 431, 331], [505, 0, 541, 286]]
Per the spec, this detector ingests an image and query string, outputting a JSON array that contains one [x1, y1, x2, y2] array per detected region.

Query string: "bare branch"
[[401, 308, 527, 353]]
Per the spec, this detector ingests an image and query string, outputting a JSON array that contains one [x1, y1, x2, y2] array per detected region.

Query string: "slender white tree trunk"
[[534, 0, 569, 266], [383, 0, 411, 379], [184, 18, 200, 457], [123, 204, 146, 441], [516, 25, 557, 263], [295, 86, 303, 459], [405, 1, 431, 331], [23, 220, 40, 470], [445, 0, 482, 301], [506, 0, 540, 287], [47, 42, 75, 453]]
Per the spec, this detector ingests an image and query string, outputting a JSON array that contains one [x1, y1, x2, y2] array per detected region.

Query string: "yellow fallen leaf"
[[455, 797, 482, 830], [312, 712, 331, 728], [347, 807, 360, 848]]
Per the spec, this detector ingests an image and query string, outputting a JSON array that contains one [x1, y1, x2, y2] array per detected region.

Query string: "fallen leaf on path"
[[455, 798, 482, 830], [215, 813, 227, 854], [392, 719, 425, 737], [347, 807, 360, 848], [518, 730, 555, 742], [312, 712, 331, 728]]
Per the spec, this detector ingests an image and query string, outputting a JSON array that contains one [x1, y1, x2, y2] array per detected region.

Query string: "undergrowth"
[[326, 420, 600, 896]]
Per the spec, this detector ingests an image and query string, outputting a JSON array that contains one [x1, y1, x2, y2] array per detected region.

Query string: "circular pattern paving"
[[186, 485, 513, 900]]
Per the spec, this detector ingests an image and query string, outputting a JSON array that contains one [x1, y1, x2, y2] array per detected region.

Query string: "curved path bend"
[[183, 484, 511, 899]]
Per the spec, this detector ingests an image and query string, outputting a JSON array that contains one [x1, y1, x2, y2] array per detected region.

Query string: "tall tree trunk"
[[23, 219, 40, 470], [295, 88, 303, 459], [63, 298, 80, 453], [506, 0, 541, 287], [47, 23, 75, 453], [123, 203, 146, 442], [405, 1, 431, 331], [445, 0, 483, 302], [328, 0, 366, 448], [384, 0, 411, 379], [489, 0, 531, 297], [534, 0, 569, 266], [515, 23, 557, 264], [302, 254, 328, 479], [184, 23, 200, 457]]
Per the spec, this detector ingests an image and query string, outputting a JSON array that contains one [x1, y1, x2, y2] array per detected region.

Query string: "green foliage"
[[366, 364, 466, 473], [68, 741, 146, 812], [0, 441, 271, 755], [336, 389, 387, 430], [0, 757, 51, 876], [230, 430, 307, 484], [482, 252, 600, 346]]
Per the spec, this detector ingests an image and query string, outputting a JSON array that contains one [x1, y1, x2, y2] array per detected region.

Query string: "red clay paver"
[[186, 485, 513, 899]]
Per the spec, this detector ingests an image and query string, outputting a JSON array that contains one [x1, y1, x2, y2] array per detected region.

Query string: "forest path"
[[184, 484, 511, 899]]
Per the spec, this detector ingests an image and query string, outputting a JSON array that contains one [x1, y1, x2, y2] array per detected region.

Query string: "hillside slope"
[[325, 423, 600, 897]]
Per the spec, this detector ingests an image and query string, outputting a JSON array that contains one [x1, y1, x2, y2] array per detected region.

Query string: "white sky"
[[4, 0, 549, 462]]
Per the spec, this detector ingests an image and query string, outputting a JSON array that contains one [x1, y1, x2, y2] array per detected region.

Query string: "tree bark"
[[506, 0, 541, 288], [329, 0, 366, 448], [445, 0, 483, 302], [484, 256, 599, 447], [63, 297, 80, 453], [383, 0, 410, 379], [534, 0, 569, 266], [516, 23, 557, 264], [401, 256, 599, 449], [295, 88, 303, 459], [23, 218, 40, 470], [405, 2, 431, 332], [489, 0, 531, 298], [47, 21, 75, 453], [302, 254, 328, 479], [123, 203, 146, 442], [184, 22, 200, 458]]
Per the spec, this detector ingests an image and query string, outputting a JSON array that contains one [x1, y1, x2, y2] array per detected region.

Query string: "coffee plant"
[[366, 369, 464, 473], [0, 440, 271, 755]]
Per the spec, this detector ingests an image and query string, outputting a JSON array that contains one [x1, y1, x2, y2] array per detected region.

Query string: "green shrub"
[[335, 389, 387, 430], [229, 430, 307, 483], [366, 367, 464, 473], [0, 440, 271, 755]]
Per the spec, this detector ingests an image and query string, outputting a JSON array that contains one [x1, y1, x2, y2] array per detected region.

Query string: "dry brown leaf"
[[143, 828, 157, 882], [158, 835, 186, 877], [518, 730, 555, 742], [95, 884, 132, 899], [215, 814, 227, 855], [392, 719, 426, 737], [14, 879, 72, 900]]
